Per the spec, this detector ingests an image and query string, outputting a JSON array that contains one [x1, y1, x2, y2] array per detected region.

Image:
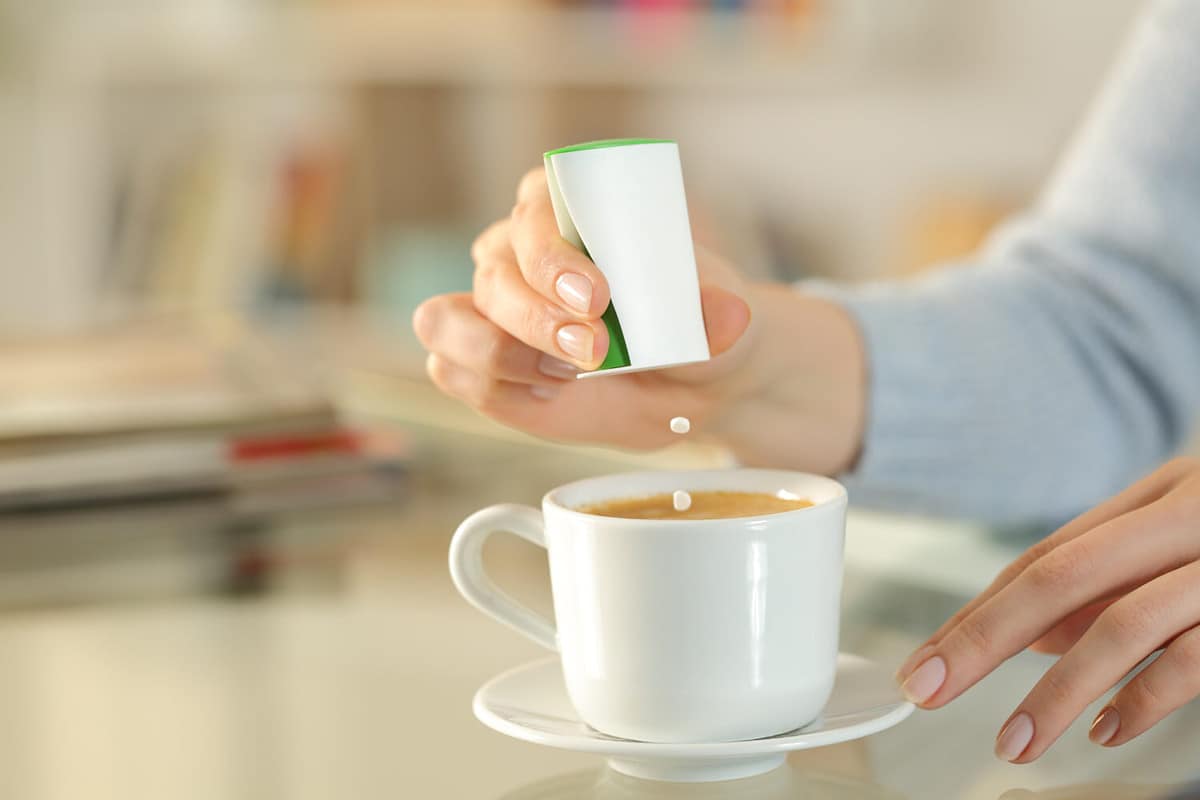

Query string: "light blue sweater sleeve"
[[824, 0, 1200, 524]]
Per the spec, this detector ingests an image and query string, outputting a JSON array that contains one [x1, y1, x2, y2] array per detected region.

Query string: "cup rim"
[[543, 468, 847, 526]]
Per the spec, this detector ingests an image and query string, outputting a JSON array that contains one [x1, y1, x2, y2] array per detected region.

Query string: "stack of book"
[[0, 319, 407, 510]]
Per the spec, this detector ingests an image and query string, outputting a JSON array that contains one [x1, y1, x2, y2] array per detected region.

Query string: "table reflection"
[[501, 769, 1200, 800], [497, 762, 905, 800], [997, 781, 1200, 800]]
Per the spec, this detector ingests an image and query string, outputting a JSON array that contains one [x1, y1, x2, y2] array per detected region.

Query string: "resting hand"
[[896, 457, 1200, 762]]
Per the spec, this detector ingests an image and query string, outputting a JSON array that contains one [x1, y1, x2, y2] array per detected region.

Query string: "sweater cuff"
[[801, 279, 980, 517]]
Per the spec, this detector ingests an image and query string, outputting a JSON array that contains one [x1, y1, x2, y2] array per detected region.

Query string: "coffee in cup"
[[578, 490, 813, 521]]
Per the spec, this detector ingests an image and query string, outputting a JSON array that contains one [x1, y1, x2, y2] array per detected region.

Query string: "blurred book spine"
[[103, 97, 364, 315], [0, 319, 410, 510], [0, 427, 408, 512]]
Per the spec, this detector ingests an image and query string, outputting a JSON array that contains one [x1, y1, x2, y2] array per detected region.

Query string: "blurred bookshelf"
[[7, 0, 943, 333], [41, 1, 935, 87], [0, 0, 1144, 424]]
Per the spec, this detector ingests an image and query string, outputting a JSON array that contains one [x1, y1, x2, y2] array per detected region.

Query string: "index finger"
[[905, 499, 1183, 710], [511, 168, 610, 318], [896, 460, 1187, 681]]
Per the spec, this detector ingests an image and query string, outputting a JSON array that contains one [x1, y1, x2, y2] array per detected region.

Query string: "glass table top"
[[0, 423, 1196, 799]]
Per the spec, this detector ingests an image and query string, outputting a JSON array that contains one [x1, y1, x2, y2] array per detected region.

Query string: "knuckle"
[[531, 247, 560, 285], [517, 302, 554, 345], [517, 167, 545, 197], [1165, 456, 1200, 477], [473, 260, 499, 307], [472, 379, 506, 415], [471, 220, 506, 264], [473, 256, 493, 286], [1123, 674, 1164, 718], [471, 233, 490, 265], [954, 614, 995, 657], [411, 299, 440, 344], [510, 199, 531, 224], [425, 354, 449, 385], [1169, 484, 1200, 515], [993, 557, 1030, 588], [1024, 546, 1090, 594], [479, 331, 517, 375], [1097, 599, 1158, 647], [1022, 537, 1058, 566], [1038, 667, 1075, 705], [988, 545, 1043, 593]]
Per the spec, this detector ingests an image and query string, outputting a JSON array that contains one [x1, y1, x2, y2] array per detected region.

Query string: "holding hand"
[[412, 167, 753, 450], [413, 167, 866, 473], [896, 457, 1200, 762]]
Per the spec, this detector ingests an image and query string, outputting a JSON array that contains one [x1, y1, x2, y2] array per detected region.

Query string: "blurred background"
[[0, 0, 1145, 330], [4, 2, 1194, 798]]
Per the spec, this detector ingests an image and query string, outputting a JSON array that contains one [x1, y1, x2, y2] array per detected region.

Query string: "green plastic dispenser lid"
[[544, 138, 675, 158]]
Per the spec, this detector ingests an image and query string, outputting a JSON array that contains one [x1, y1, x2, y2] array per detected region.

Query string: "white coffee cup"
[[449, 469, 847, 743]]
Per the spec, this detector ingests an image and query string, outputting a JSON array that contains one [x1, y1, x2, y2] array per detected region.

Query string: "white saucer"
[[474, 653, 914, 783]]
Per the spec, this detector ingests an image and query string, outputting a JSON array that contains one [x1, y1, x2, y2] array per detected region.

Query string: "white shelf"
[[45, 4, 935, 90]]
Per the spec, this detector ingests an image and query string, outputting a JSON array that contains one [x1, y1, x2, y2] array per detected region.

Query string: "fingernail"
[[900, 656, 946, 704], [896, 644, 935, 682], [555, 273, 592, 313], [537, 354, 579, 379], [556, 324, 594, 362], [1089, 707, 1120, 746], [995, 712, 1034, 762], [530, 383, 559, 401]]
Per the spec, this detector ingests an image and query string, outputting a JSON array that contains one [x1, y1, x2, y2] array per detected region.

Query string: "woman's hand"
[[895, 457, 1200, 763], [413, 167, 866, 472]]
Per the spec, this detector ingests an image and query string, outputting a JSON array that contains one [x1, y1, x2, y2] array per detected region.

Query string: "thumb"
[[699, 285, 752, 357]]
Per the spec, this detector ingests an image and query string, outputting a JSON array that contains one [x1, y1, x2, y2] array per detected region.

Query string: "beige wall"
[[632, 0, 1146, 280]]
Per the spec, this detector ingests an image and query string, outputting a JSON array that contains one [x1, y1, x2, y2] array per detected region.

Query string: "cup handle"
[[449, 504, 557, 651]]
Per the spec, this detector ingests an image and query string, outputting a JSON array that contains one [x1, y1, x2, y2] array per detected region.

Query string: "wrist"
[[706, 284, 866, 475]]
